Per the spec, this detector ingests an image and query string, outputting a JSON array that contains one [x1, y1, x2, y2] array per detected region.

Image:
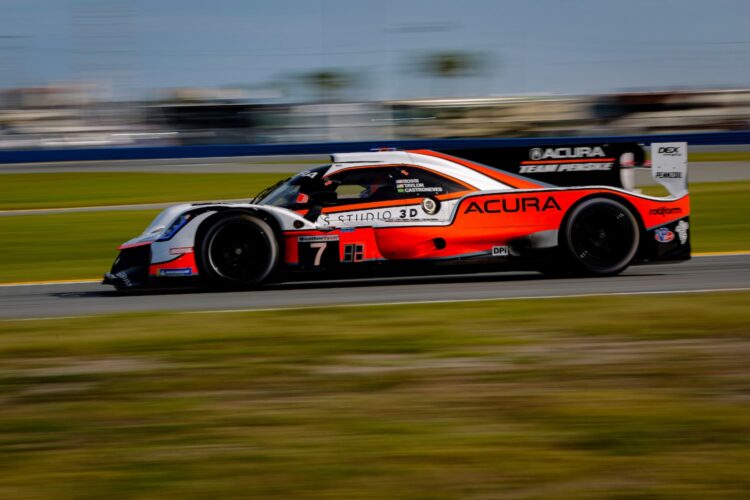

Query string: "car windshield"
[[255, 166, 331, 208]]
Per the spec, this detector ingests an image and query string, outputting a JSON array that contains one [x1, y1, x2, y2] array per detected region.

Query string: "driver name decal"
[[396, 178, 443, 194]]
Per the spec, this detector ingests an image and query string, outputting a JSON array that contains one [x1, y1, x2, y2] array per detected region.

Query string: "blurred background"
[[2, 2, 750, 498], [2, 0, 750, 149]]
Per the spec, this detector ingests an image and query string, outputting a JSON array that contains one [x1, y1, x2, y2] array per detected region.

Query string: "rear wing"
[[439, 141, 688, 195], [437, 142, 645, 189]]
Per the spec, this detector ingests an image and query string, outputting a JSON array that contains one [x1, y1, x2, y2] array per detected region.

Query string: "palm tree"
[[301, 69, 355, 103], [418, 51, 486, 96]]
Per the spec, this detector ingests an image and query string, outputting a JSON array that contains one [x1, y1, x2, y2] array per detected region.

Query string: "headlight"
[[157, 214, 191, 241]]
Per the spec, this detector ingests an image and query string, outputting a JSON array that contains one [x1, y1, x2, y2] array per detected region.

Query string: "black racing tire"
[[198, 213, 279, 287], [561, 197, 639, 276]]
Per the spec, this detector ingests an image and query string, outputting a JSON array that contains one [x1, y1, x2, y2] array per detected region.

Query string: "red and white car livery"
[[104, 143, 690, 289]]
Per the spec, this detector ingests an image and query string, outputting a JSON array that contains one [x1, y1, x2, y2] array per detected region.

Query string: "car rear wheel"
[[561, 198, 639, 276], [199, 213, 278, 287]]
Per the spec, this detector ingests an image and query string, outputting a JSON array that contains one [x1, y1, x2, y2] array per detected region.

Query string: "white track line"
[[2, 287, 749, 322], [0, 279, 100, 288], [4, 315, 97, 322], [0, 252, 748, 289], [180, 287, 750, 316]]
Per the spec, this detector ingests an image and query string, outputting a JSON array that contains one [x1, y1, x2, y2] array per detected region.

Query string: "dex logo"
[[658, 147, 681, 156]]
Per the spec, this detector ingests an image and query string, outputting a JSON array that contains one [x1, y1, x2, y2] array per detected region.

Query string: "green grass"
[[0, 151, 747, 211], [643, 151, 750, 162], [0, 181, 747, 283], [645, 181, 750, 252], [0, 210, 159, 282], [689, 151, 750, 162], [0, 292, 749, 497], [0, 172, 291, 210]]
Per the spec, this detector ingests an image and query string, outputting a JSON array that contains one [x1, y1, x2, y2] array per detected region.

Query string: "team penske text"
[[519, 163, 613, 174]]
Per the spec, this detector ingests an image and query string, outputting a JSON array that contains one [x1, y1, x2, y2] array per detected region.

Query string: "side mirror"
[[309, 191, 337, 206]]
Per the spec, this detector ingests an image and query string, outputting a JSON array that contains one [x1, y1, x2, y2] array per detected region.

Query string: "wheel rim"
[[207, 221, 271, 282], [569, 204, 635, 271]]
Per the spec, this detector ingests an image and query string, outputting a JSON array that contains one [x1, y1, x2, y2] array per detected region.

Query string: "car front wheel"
[[199, 213, 279, 287]]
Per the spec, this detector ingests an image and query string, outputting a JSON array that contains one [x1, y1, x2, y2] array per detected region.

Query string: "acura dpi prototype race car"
[[104, 142, 690, 290]]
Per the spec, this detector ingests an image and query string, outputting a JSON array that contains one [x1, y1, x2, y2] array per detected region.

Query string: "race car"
[[104, 142, 691, 290]]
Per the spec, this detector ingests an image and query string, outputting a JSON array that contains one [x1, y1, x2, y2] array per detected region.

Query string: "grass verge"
[[644, 181, 750, 252], [0, 292, 749, 497], [0, 210, 159, 282], [0, 172, 291, 210], [689, 151, 750, 163], [1, 181, 748, 283]]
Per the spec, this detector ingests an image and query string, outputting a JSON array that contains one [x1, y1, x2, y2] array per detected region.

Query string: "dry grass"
[[0, 292, 749, 497]]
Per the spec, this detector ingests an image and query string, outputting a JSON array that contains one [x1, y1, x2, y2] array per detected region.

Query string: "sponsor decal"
[[169, 247, 194, 255], [318, 208, 421, 225], [675, 220, 689, 244], [463, 196, 562, 215], [654, 227, 675, 243], [158, 268, 193, 276], [529, 146, 605, 160], [655, 171, 683, 179], [657, 146, 682, 156], [519, 162, 613, 174], [491, 246, 509, 257], [422, 197, 439, 215], [299, 235, 339, 243], [649, 207, 683, 216]]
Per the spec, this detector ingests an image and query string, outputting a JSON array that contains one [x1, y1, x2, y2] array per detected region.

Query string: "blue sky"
[[1, 0, 749, 99]]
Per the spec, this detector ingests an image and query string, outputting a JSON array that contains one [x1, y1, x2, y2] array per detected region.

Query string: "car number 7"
[[310, 242, 327, 267]]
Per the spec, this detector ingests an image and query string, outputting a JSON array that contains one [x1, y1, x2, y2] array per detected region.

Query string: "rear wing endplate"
[[651, 142, 688, 197]]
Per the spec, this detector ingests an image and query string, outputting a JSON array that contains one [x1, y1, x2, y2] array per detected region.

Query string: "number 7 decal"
[[298, 235, 338, 268], [310, 242, 327, 267]]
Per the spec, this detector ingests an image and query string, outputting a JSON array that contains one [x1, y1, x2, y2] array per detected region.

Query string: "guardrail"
[[1, 130, 749, 164]]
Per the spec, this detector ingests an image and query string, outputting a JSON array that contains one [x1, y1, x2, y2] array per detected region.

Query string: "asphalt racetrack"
[[1, 254, 747, 320]]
